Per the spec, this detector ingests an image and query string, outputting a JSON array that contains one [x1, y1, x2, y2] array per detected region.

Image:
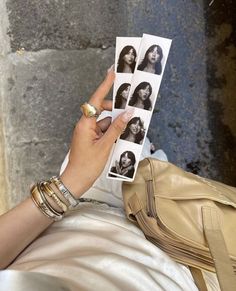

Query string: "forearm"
[[0, 174, 84, 270], [0, 197, 53, 269], [0, 69, 127, 270]]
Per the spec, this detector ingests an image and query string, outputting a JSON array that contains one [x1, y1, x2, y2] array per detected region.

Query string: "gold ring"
[[80, 102, 101, 118]]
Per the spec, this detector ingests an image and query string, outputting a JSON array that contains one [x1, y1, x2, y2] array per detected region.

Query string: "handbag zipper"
[[137, 211, 215, 267], [136, 210, 213, 265]]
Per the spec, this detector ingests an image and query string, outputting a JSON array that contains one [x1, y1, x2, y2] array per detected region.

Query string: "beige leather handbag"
[[123, 158, 236, 291]]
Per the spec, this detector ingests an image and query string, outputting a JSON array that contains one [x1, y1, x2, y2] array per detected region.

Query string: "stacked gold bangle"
[[41, 181, 68, 212], [30, 176, 79, 221]]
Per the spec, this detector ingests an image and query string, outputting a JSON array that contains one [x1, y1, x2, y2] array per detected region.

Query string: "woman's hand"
[[121, 165, 133, 176], [60, 69, 133, 198]]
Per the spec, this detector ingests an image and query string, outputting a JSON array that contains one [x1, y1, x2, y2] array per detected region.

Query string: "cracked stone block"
[[6, 0, 128, 51], [0, 48, 114, 207]]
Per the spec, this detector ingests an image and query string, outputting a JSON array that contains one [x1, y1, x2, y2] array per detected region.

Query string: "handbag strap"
[[202, 206, 236, 291], [189, 267, 208, 291]]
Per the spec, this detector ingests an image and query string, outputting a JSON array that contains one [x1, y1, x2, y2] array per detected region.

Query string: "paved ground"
[[0, 0, 235, 213]]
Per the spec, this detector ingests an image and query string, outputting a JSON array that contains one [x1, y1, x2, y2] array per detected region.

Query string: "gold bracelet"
[[37, 182, 64, 218], [31, 188, 53, 220], [41, 181, 68, 212], [31, 183, 64, 221]]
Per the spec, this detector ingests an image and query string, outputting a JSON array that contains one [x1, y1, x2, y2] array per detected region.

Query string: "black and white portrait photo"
[[114, 83, 131, 109], [109, 150, 136, 179], [128, 81, 153, 111], [115, 37, 141, 75], [117, 45, 137, 73], [137, 44, 163, 75], [120, 117, 145, 145]]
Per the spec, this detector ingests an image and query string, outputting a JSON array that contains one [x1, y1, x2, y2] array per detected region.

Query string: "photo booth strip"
[[108, 34, 172, 181], [112, 37, 141, 120], [108, 37, 141, 180], [107, 37, 141, 180]]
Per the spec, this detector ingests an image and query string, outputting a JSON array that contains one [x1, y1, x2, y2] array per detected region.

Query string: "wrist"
[[60, 169, 85, 199]]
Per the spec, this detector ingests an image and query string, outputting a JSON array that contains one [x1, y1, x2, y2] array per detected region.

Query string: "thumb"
[[101, 108, 134, 145]]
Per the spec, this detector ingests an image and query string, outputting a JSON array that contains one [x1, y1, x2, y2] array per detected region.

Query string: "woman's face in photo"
[[121, 85, 131, 100], [121, 153, 132, 168], [147, 46, 160, 64], [123, 49, 135, 65], [138, 85, 151, 101], [129, 120, 141, 135]]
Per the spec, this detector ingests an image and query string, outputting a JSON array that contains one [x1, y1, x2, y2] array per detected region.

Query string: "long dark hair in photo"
[[120, 117, 145, 144], [128, 82, 152, 110], [114, 83, 130, 109], [117, 45, 137, 73], [119, 151, 136, 167], [138, 44, 163, 75]]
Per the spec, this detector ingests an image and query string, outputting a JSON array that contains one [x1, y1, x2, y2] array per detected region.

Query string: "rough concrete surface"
[[0, 0, 236, 211], [0, 117, 8, 214], [0, 0, 11, 55], [6, 0, 128, 51], [1, 48, 114, 209]]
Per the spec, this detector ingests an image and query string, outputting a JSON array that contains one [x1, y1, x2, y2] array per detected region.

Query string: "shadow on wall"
[[204, 0, 236, 186]]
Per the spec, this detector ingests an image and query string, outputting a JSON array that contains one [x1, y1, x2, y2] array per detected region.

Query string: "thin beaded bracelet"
[[50, 176, 79, 209]]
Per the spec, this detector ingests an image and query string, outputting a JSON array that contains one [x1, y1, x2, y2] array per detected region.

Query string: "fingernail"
[[121, 108, 134, 122], [107, 64, 114, 73]]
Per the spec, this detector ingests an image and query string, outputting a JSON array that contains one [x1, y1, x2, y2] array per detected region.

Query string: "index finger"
[[89, 68, 115, 109], [80, 68, 115, 128]]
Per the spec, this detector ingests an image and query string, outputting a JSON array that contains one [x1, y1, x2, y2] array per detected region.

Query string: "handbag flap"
[[149, 159, 236, 207], [148, 159, 236, 254]]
